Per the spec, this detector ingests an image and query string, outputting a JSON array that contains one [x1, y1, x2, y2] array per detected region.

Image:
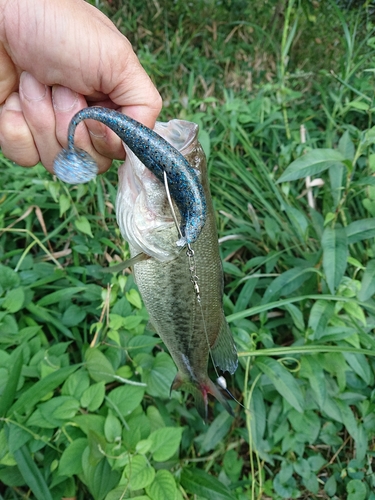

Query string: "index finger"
[[0, 43, 18, 103]]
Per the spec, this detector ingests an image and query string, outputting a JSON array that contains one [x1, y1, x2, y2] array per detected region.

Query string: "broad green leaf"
[[308, 300, 335, 339], [284, 303, 305, 331], [234, 277, 258, 313], [288, 409, 320, 444], [181, 468, 235, 500], [358, 259, 375, 301], [336, 399, 358, 441], [293, 458, 311, 479], [13, 445, 53, 500], [0, 264, 20, 292], [200, 411, 233, 453], [273, 472, 299, 499], [278, 149, 346, 183], [62, 304, 86, 327], [338, 130, 355, 161], [343, 353, 372, 385], [126, 289, 143, 309], [3, 287, 25, 313], [303, 474, 319, 495], [285, 206, 309, 241], [85, 348, 115, 383], [9, 364, 79, 416], [123, 455, 155, 491], [355, 425, 368, 462], [322, 225, 348, 294], [0, 464, 25, 487], [7, 423, 32, 454], [75, 216, 93, 238], [347, 479, 366, 500], [58, 438, 87, 477], [138, 352, 176, 398], [52, 397, 80, 420], [255, 357, 304, 413], [324, 475, 337, 496], [149, 427, 183, 462], [329, 163, 345, 209], [28, 396, 79, 428], [300, 356, 326, 408], [123, 315, 143, 330], [81, 381, 106, 411], [59, 193, 71, 217], [146, 470, 177, 500], [223, 449, 243, 483], [0, 349, 23, 417], [261, 267, 314, 304], [104, 410, 122, 443], [249, 387, 266, 454], [26, 302, 74, 339], [82, 447, 121, 500], [62, 369, 90, 399], [38, 287, 85, 307], [343, 301, 366, 325], [346, 218, 375, 244], [107, 385, 145, 417], [73, 415, 105, 436]]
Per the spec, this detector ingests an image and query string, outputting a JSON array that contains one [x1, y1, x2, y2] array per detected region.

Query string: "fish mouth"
[[117, 120, 200, 262], [154, 120, 199, 157]]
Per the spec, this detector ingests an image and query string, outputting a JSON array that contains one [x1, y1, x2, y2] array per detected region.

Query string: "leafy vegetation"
[[1, 0, 375, 499]]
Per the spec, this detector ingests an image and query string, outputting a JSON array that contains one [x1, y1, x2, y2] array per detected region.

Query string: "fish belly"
[[132, 209, 223, 380]]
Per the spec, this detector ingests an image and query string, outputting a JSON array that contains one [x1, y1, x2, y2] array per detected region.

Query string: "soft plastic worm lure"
[[53, 107, 207, 245]]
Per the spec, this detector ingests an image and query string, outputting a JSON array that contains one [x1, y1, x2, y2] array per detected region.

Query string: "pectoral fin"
[[211, 314, 238, 374], [100, 252, 150, 273]]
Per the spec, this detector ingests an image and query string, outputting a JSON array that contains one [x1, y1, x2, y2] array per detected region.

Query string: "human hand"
[[0, 0, 162, 173]]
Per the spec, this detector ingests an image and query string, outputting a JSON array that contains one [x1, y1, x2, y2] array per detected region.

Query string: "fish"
[[116, 119, 238, 418], [53, 107, 206, 246], [53, 108, 238, 418]]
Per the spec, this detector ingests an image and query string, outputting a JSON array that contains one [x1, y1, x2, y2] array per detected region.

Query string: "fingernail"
[[4, 93, 22, 111], [20, 72, 47, 101], [52, 86, 78, 112], [89, 128, 106, 139]]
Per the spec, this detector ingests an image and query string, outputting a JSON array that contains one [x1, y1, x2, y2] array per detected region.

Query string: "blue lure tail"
[[53, 107, 207, 245]]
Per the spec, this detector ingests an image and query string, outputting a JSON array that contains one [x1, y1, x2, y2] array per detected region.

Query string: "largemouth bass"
[[53, 109, 238, 417], [117, 119, 238, 418], [53, 107, 206, 246]]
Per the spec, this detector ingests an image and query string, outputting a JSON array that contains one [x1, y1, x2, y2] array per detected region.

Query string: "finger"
[[53, 86, 124, 164], [52, 85, 113, 173], [0, 93, 40, 166], [19, 72, 61, 173], [109, 53, 163, 129], [0, 43, 19, 103]]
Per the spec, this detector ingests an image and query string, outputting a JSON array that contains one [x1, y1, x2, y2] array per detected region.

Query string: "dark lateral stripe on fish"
[[53, 107, 207, 245]]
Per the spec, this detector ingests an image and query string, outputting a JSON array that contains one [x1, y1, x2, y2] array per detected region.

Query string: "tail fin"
[[171, 372, 235, 420]]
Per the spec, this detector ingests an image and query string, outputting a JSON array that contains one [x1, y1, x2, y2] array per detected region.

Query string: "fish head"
[[116, 119, 205, 262]]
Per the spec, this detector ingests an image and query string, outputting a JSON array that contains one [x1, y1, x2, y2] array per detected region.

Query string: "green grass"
[[1, 0, 375, 499]]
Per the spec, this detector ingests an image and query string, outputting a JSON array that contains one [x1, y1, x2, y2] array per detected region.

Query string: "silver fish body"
[[116, 120, 238, 418]]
